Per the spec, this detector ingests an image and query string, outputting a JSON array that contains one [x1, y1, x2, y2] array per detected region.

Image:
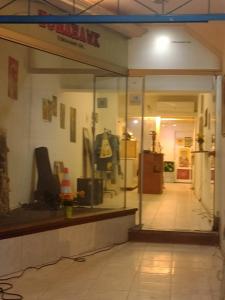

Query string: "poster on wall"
[[177, 169, 191, 180], [42, 98, 49, 121], [164, 161, 175, 172], [8, 56, 19, 100], [184, 137, 193, 148], [48, 99, 52, 122], [178, 147, 191, 168], [70, 107, 76, 143], [52, 95, 58, 117], [97, 97, 108, 108], [204, 108, 208, 127], [60, 103, 65, 129]]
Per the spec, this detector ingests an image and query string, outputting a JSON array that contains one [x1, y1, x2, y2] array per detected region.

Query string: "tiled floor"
[[4, 242, 224, 300], [100, 183, 213, 231]]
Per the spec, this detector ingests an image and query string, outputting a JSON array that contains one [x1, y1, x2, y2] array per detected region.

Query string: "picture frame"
[[70, 107, 76, 143], [97, 97, 108, 108], [42, 98, 49, 121], [52, 95, 57, 117], [204, 108, 208, 127], [60, 103, 65, 129]]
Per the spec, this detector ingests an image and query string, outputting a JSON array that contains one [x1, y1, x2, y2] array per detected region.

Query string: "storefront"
[[0, 0, 224, 277]]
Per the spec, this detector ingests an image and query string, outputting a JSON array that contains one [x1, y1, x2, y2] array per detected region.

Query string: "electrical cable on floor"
[[0, 241, 127, 300]]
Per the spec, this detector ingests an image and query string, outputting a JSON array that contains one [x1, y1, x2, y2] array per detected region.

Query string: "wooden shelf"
[[191, 150, 215, 156]]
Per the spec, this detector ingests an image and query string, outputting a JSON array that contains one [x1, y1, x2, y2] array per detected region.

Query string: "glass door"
[[92, 76, 127, 210]]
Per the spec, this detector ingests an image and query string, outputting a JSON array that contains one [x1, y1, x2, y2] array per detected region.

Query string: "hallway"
[[141, 183, 213, 231], [5, 242, 223, 300], [101, 183, 213, 231]]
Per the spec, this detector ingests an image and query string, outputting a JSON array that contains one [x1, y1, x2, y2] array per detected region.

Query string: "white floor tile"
[[100, 183, 214, 231], [2, 242, 223, 300]]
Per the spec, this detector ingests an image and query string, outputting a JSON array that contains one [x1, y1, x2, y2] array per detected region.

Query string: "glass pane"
[[0, 37, 117, 228], [93, 76, 126, 209], [126, 77, 144, 226]]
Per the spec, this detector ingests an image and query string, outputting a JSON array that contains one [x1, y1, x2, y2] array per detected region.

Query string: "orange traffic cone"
[[60, 167, 73, 201]]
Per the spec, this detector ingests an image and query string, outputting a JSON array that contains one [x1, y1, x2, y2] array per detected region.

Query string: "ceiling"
[[52, 0, 225, 15], [46, 0, 225, 55]]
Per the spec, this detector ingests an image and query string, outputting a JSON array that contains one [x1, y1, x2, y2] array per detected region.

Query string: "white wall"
[[0, 40, 32, 209], [160, 123, 194, 162], [30, 76, 93, 194], [145, 75, 215, 92], [193, 93, 215, 213], [0, 39, 94, 208], [129, 27, 220, 70]]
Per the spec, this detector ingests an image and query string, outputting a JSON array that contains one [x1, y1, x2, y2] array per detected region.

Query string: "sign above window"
[[38, 9, 101, 49]]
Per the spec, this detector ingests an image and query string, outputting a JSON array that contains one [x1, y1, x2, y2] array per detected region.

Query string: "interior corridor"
[[100, 183, 213, 231], [6, 242, 223, 300]]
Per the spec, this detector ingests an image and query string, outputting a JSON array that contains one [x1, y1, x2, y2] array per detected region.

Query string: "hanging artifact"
[[150, 130, 157, 152]]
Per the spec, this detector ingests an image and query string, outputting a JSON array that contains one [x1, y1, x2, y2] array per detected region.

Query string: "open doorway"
[[126, 88, 216, 231]]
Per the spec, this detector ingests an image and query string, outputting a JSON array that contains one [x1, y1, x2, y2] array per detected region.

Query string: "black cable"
[[0, 241, 127, 299], [0, 282, 23, 300]]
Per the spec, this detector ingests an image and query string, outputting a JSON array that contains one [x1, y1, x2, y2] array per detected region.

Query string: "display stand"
[[138, 152, 164, 194]]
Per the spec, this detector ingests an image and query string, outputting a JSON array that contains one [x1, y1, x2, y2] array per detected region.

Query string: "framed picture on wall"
[[52, 95, 57, 117], [204, 108, 208, 127], [97, 97, 108, 108], [60, 103, 65, 129], [178, 148, 191, 168], [42, 98, 49, 121], [70, 107, 76, 143], [47, 99, 52, 122]]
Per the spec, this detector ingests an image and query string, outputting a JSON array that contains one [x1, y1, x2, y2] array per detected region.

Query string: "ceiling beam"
[[2, 13, 225, 23], [129, 69, 222, 76]]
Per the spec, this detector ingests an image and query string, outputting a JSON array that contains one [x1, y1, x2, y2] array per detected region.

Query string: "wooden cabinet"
[[138, 152, 164, 194]]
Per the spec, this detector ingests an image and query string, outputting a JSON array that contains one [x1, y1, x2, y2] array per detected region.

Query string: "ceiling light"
[[154, 36, 170, 53], [133, 119, 139, 124]]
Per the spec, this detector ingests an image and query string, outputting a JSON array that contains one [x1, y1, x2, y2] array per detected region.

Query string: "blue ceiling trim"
[[1, 14, 225, 24]]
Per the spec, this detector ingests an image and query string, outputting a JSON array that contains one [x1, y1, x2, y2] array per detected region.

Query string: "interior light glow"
[[161, 118, 194, 121], [133, 119, 139, 124], [154, 36, 170, 53], [155, 117, 161, 135]]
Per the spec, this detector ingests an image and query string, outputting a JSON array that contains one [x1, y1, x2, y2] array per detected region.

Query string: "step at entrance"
[[129, 227, 219, 245]]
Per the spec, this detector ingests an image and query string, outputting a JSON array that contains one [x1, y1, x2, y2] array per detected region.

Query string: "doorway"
[[124, 76, 217, 232]]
